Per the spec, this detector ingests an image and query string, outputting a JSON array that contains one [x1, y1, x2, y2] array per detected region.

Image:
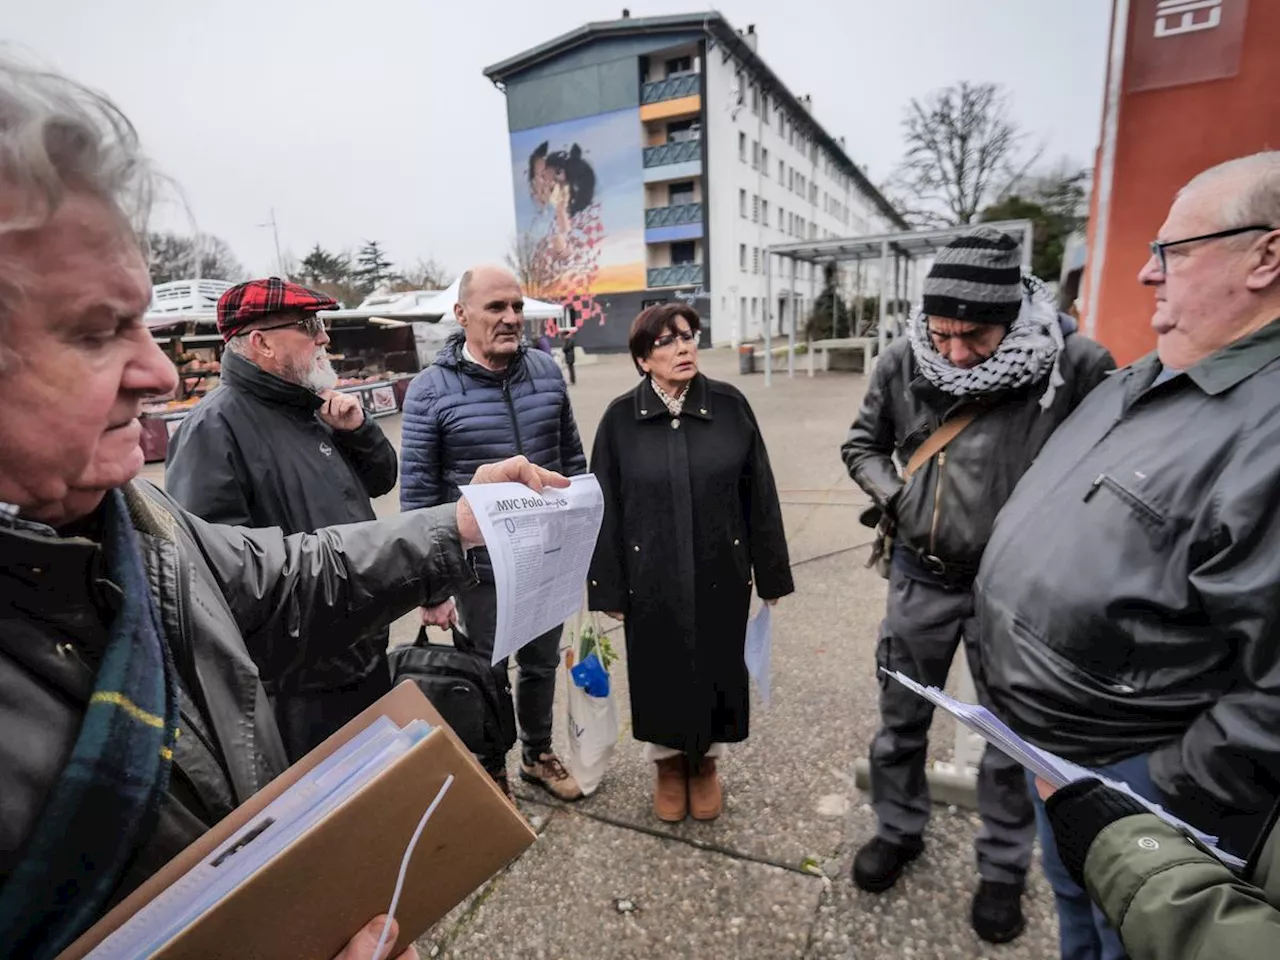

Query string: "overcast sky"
[[8, 0, 1113, 278]]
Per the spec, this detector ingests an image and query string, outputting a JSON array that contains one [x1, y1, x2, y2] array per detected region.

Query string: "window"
[[739, 189, 747, 218], [739, 243, 747, 271], [738, 132, 747, 163], [670, 181, 694, 206], [761, 147, 769, 176], [777, 206, 784, 230], [740, 296, 747, 327], [753, 247, 760, 274], [752, 140, 760, 170], [670, 241, 696, 265], [751, 297, 758, 322], [752, 194, 759, 223], [667, 118, 699, 142], [778, 159, 785, 181], [810, 223, 817, 240], [735, 70, 744, 105], [762, 93, 770, 118], [666, 55, 693, 76], [810, 184, 819, 204], [761, 199, 769, 223], [788, 168, 794, 191], [777, 111, 784, 135], [751, 85, 759, 115]]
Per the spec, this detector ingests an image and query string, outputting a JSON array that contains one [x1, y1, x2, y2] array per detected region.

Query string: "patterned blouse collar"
[[650, 377, 687, 417]]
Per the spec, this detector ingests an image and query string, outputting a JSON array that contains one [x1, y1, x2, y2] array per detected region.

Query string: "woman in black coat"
[[588, 303, 793, 823]]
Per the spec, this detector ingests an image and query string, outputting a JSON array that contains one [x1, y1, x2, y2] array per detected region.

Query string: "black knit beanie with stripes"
[[922, 226, 1023, 326]]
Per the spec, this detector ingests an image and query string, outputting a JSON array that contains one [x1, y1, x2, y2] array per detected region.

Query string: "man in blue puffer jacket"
[[400, 264, 588, 800]]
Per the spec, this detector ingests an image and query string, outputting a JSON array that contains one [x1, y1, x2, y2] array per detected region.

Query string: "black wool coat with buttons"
[[588, 374, 794, 757], [165, 349, 398, 694]]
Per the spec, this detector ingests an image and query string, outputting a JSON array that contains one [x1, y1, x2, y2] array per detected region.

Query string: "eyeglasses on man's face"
[[654, 329, 697, 350], [236, 315, 327, 339], [1148, 225, 1275, 274]]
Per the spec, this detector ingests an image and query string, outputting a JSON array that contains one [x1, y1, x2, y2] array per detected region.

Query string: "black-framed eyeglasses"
[[1149, 225, 1275, 274], [235, 315, 327, 338], [654, 329, 697, 349]]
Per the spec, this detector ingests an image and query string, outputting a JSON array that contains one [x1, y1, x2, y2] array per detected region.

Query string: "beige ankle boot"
[[654, 755, 688, 822], [688, 757, 722, 821]]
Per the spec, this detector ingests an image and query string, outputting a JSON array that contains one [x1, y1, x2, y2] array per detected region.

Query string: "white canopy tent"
[[414, 277, 566, 324]]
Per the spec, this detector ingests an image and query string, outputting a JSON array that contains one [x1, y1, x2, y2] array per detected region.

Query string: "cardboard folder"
[[60, 681, 536, 960]]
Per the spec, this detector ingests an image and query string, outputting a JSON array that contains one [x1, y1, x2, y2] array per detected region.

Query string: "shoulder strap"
[[903, 409, 980, 480]]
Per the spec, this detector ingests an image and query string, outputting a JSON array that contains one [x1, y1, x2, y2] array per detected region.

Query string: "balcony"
[[641, 73, 701, 104], [648, 263, 704, 288], [644, 202, 703, 228], [643, 139, 701, 168]]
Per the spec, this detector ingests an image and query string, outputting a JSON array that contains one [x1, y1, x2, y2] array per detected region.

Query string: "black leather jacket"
[[0, 481, 472, 917], [841, 323, 1114, 575], [975, 321, 1280, 848], [165, 350, 399, 694]]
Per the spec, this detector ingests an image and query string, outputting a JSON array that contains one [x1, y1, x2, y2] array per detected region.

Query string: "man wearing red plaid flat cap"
[[166, 277, 400, 759]]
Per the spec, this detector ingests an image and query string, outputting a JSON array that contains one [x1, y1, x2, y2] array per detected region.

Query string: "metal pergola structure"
[[761, 219, 1035, 385]]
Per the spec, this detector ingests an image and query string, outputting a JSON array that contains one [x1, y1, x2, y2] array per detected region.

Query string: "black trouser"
[[565, 360, 576, 384], [453, 582, 561, 772], [272, 657, 393, 761], [869, 560, 1035, 883]]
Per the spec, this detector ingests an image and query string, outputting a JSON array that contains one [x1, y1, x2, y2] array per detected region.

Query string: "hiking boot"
[[688, 757, 723, 821], [519, 752, 584, 802], [851, 836, 924, 893], [654, 755, 688, 822], [971, 879, 1026, 944]]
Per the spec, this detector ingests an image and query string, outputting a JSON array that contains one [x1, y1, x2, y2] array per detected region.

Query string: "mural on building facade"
[[511, 108, 646, 330]]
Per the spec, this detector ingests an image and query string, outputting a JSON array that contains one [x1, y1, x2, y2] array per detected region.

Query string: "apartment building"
[[484, 10, 903, 351]]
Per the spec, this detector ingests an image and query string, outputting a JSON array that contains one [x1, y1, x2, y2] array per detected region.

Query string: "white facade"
[[702, 40, 896, 345]]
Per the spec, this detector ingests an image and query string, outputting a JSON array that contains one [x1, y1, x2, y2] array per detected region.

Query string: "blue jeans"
[[1029, 754, 1164, 960]]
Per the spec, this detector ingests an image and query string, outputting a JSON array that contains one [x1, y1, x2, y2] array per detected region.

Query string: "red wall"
[[1084, 0, 1280, 365]]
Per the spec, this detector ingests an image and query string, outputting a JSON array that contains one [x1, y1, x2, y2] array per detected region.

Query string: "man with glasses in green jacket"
[[974, 151, 1280, 960]]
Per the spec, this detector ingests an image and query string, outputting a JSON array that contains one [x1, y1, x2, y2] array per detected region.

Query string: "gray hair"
[[1180, 151, 1280, 231], [0, 56, 156, 367]]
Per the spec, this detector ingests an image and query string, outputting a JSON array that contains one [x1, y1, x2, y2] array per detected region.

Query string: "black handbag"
[[388, 629, 516, 759]]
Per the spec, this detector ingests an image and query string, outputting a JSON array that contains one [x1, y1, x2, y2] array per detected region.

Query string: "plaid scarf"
[[909, 273, 1066, 410], [0, 490, 180, 959]]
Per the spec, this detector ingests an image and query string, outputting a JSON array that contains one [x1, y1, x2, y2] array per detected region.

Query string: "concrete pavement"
[[140, 347, 1058, 958]]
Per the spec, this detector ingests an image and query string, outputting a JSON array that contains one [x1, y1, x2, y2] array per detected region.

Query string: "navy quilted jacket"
[[400, 333, 587, 581]]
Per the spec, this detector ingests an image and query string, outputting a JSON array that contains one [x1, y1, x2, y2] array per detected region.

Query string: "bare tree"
[[504, 231, 557, 299], [888, 82, 1041, 228], [147, 231, 247, 285], [391, 256, 451, 292]]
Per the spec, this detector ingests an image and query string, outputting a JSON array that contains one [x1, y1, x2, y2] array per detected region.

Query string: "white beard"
[[302, 351, 339, 393]]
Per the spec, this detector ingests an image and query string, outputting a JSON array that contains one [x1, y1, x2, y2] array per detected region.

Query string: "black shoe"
[[489, 769, 514, 802], [971, 879, 1026, 944], [851, 836, 924, 893]]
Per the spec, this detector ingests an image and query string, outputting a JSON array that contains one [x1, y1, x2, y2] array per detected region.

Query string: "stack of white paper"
[[88, 718, 435, 959], [460, 475, 604, 664], [883, 669, 1245, 870]]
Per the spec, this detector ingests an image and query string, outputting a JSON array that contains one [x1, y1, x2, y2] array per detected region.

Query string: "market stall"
[[140, 306, 433, 463]]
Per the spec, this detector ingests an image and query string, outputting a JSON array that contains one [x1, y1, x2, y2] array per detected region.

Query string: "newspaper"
[[460, 474, 604, 664], [882, 669, 1247, 871]]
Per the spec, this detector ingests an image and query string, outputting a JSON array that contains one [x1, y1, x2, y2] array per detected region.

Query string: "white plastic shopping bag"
[[563, 609, 619, 796]]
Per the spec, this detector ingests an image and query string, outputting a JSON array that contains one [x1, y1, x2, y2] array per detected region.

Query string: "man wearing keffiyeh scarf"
[[840, 226, 1115, 945]]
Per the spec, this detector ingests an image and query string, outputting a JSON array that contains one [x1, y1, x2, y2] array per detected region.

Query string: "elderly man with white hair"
[[975, 151, 1280, 960], [0, 59, 564, 960]]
